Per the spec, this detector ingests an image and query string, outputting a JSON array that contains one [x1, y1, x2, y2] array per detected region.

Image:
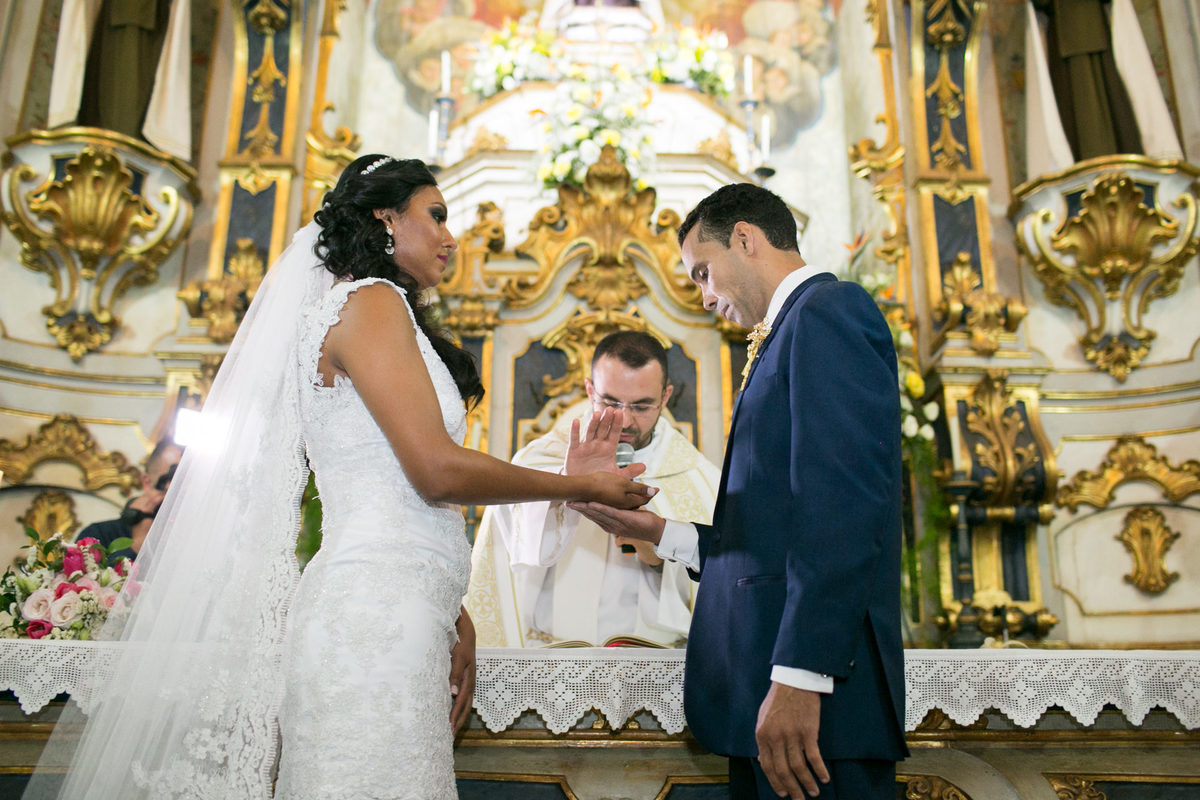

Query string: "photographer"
[[75, 439, 183, 562]]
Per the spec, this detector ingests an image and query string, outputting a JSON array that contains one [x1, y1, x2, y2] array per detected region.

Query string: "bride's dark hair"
[[313, 154, 484, 408]]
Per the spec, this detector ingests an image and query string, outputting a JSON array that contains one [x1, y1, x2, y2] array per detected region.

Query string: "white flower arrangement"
[[469, 15, 563, 98], [533, 65, 655, 190], [844, 233, 940, 445], [646, 27, 735, 97]]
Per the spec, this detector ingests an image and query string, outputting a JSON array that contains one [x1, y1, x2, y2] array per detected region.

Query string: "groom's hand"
[[567, 502, 665, 546], [755, 682, 829, 798]]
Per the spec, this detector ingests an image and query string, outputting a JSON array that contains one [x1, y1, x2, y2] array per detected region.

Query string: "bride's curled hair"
[[313, 154, 484, 408]]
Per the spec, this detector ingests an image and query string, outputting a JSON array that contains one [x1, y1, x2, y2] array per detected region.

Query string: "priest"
[[466, 331, 720, 647]]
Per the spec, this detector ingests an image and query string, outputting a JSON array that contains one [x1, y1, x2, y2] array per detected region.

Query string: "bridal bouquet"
[[534, 65, 655, 189], [0, 529, 133, 640]]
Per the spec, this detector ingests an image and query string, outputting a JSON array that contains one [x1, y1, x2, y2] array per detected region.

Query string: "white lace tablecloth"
[[2, 642, 1198, 733]]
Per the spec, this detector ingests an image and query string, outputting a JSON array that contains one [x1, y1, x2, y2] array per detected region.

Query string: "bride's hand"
[[565, 408, 644, 479], [583, 471, 656, 510], [449, 606, 476, 735]]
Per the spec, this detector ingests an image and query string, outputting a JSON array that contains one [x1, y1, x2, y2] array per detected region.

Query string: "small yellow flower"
[[536, 163, 553, 182], [598, 129, 621, 147], [904, 370, 925, 398], [565, 104, 584, 123]]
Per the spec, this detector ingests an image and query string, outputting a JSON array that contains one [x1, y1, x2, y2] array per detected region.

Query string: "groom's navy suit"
[[684, 273, 907, 766]]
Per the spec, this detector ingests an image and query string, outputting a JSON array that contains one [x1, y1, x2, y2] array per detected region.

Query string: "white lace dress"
[[276, 278, 471, 799]]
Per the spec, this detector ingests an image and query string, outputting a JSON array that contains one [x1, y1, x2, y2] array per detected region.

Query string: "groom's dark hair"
[[592, 331, 669, 389], [678, 183, 799, 253]]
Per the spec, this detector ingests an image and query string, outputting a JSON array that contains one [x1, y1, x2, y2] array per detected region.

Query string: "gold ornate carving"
[[900, 774, 973, 800], [0, 415, 140, 495], [302, 0, 360, 222], [1057, 436, 1200, 511], [933, 252, 1026, 355], [1018, 172, 1199, 381], [18, 489, 80, 541], [439, 202, 506, 335], [912, 709, 989, 732], [697, 130, 737, 171], [241, 0, 288, 170], [924, 0, 970, 181], [1118, 507, 1180, 595], [1, 145, 192, 359], [466, 127, 510, 157], [507, 146, 703, 313], [1046, 775, 1107, 800], [963, 370, 1047, 508], [178, 238, 266, 342]]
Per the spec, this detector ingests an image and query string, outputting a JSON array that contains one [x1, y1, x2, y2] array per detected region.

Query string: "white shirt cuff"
[[653, 520, 699, 572], [771, 665, 833, 694]]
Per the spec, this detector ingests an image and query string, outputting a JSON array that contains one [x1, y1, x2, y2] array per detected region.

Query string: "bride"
[[26, 155, 652, 799]]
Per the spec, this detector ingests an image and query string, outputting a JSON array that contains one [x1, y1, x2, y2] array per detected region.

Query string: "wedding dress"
[[275, 278, 471, 799], [25, 226, 472, 799]]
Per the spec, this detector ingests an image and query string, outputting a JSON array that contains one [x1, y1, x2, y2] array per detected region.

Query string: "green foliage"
[[296, 471, 323, 569]]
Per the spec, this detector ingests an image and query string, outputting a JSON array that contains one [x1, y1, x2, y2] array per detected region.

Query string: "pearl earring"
[[385, 224, 395, 256]]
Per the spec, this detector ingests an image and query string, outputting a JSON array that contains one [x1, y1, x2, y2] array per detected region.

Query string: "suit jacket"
[[684, 273, 907, 762]]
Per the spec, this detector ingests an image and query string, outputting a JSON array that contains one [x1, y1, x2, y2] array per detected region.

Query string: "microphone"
[[615, 442, 637, 554], [615, 442, 635, 468]]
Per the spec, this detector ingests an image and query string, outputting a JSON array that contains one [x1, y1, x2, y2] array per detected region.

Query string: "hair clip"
[[360, 157, 394, 175]]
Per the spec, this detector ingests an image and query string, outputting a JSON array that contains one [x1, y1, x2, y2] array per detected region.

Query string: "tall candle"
[[743, 54, 753, 96], [761, 114, 771, 161], [428, 107, 440, 159], [441, 50, 451, 96]]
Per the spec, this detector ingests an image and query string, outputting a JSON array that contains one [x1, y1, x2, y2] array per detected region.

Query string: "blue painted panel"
[[457, 777, 570, 799], [223, 182, 277, 270]]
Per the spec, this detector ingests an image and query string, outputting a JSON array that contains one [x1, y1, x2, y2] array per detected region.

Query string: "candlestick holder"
[[740, 97, 758, 153], [434, 95, 456, 168]]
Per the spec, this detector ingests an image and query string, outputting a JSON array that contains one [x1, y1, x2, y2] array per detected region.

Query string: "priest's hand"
[[565, 409, 645, 479], [567, 502, 666, 547], [755, 682, 829, 799], [449, 605, 476, 735]]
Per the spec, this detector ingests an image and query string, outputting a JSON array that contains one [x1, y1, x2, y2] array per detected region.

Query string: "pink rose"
[[124, 579, 142, 600], [50, 593, 83, 627], [113, 558, 129, 577], [54, 582, 83, 600], [76, 537, 104, 564], [62, 546, 84, 577], [75, 577, 102, 594], [26, 619, 52, 639], [95, 588, 118, 610], [20, 588, 54, 622]]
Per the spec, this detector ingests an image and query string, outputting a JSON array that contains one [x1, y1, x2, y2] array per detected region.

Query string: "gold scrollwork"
[[0, 415, 140, 495], [2, 146, 191, 359], [178, 238, 266, 343], [924, 0, 971, 178], [933, 252, 1026, 355], [466, 127, 510, 158], [302, 0, 360, 222], [697, 130, 737, 171], [963, 370, 1047, 508], [1118, 507, 1180, 595], [18, 489, 80, 541], [1046, 775, 1107, 800], [1057, 435, 1200, 511], [506, 146, 702, 313], [241, 0, 288, 169], [1020, 172, 1199, 381], [439, 202, 506, 335], [900, 774, 973, 800]]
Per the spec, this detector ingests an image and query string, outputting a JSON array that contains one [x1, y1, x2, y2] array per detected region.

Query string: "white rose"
[[919, 424, 935, 441], [20, 588, 53, 622], [899, 330, 914, 349], [0, 610, 13, 630], [902, 415, 919, 438], [900, 394, 912, 412], [923, 401, 940, 421], [579, 139, 601, 163], [49, 592, 83, 628]]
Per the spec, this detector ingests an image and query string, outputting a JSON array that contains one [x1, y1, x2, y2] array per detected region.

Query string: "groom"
[[572, 184, 907, 798]]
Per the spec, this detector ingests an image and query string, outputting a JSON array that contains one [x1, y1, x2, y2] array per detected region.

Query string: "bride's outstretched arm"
[[322, 282, 654, 509]]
